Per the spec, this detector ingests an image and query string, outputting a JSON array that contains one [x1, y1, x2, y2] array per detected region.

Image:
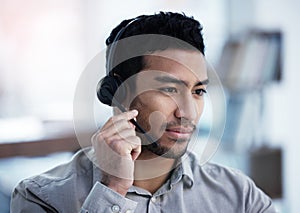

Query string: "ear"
[[97, 75, 124, 106], [111, 80, 132, 116], [119, 81, 134, 108]]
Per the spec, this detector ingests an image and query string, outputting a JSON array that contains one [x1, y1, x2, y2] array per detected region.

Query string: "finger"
[[93, 126, 140, 149], [108, 136, 141, 156], [101, 110, 138, 131], [91, 126, 135, 153], [128, 136, 142, 160], [121, 136, 141, 161], [104, 128, 137, 143], [101, 119, 133, 137]]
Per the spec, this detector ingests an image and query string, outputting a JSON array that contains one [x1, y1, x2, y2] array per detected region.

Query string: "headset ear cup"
[[96, 76, 126, 106]]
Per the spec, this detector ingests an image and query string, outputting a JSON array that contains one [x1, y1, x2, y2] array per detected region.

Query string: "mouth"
[[164, 127, 194, 140]]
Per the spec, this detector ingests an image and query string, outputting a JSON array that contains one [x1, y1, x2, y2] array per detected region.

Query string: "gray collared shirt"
[[11, 147, 277, 213]]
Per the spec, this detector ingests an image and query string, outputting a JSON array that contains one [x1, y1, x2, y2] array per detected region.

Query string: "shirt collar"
[[170, 152, 194, 188], [181, 152, 194, 187]]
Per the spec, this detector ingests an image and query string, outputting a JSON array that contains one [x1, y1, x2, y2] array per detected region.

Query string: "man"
[[11, 12, 276, 212]]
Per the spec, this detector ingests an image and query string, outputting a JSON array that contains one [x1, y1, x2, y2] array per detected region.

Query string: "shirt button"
[[125, 210, 132, 213], [111, 204, 120, 212], [151, 197, 157, 203]]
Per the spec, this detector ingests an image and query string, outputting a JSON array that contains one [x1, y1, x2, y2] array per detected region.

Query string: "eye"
[[159, 87, 178, 93], [192, 89, 207, 97]]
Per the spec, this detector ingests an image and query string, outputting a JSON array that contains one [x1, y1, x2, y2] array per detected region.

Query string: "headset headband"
[[107, 18, 141, 76]]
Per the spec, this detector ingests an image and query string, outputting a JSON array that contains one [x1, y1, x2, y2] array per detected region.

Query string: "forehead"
[[141, 49, 207, 85]]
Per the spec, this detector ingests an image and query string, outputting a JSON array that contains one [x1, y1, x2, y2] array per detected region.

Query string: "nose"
[[174, 94, 200, 122]]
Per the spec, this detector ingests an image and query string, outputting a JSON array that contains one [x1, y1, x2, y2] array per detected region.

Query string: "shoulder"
[[202, 162, 251, 184], [26, 147, 94, 186], [185, 152, 276, 212], [186, 151, 253, 185], [185, 151, 265, 199], [15, 148, 95, 206]]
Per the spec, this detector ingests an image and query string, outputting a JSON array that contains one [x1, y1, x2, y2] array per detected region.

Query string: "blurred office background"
[[0, 0, 299, 212]]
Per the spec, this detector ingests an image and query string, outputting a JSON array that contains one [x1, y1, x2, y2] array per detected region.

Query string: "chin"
[[143, 138, 189, 159]]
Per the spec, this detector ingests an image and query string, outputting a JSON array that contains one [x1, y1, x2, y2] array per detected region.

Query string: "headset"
[[96, 18, 158, 147]]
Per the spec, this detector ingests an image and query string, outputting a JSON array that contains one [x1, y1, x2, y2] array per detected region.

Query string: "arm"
[[11, 110, 141, 212], [80, 182, 137, 213], [244, 176, 278, 213], [11, 179, 138, 213], [11, 181, 57, 213]]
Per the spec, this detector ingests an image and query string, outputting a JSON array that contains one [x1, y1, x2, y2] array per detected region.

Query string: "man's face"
[[129, 49, 208, 159]]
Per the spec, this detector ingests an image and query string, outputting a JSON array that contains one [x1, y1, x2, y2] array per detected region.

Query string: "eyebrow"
[[154, 76, 209, 87]]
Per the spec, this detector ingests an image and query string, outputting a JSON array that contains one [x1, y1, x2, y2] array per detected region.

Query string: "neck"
[[133, 150, 177, 194]]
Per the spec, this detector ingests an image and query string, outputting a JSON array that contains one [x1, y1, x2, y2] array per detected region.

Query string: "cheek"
[[130, 94, 176, 128], [195, 100, 205, 121], [144, 95, 177, 116], [132, 92, 177, 113]]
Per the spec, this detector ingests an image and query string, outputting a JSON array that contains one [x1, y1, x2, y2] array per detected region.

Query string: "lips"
[[165, 126, 194, 140]]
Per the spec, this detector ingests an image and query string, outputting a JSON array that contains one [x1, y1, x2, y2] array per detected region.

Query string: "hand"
[[92, 110, 141, 196]]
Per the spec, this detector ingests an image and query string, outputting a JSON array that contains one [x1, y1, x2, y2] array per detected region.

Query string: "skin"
[[92, 49, 208, 196]]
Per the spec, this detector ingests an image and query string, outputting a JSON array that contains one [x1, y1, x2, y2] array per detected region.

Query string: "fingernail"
[[131, 109, 138, 116]]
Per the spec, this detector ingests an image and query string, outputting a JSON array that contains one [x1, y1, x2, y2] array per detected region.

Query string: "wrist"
[[101, 175, 132, 197]]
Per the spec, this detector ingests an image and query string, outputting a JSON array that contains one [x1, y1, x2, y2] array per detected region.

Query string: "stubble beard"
[[138, 122, 195, 159], [141, 138, 189, 159]]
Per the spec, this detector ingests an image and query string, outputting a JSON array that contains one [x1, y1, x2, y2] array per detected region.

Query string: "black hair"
[[106, 12, 205, 81]]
